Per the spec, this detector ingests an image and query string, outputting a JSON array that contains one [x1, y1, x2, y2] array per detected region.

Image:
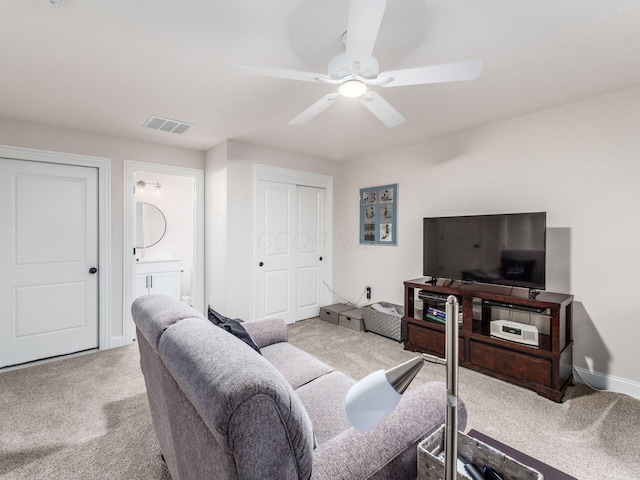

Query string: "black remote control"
[[483, 465, 504, 480]]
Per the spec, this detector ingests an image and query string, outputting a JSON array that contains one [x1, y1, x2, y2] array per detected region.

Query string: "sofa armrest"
[[242, 317, 288, 348], [310, 381, 467, 480]]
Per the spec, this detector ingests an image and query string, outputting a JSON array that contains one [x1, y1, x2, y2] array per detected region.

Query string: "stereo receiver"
[[490, 320, 539, 347]]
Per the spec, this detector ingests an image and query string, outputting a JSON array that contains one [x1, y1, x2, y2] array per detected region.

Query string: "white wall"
[[205, 139, 339, 319], [204, 141, 229, 312], [333, 85, 640, 389], [0, 117, 204, 342]]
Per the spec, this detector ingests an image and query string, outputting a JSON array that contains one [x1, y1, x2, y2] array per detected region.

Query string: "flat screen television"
[[423, 212, 546, 290]]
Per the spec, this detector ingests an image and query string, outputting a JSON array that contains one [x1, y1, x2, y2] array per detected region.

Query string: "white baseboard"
[[573, 367, 640, 400], [107, 335, 125, 349], [0, 348, 98, 373]]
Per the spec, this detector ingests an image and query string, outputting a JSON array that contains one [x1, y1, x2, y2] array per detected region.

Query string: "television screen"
[[423, 212, 546, 290]]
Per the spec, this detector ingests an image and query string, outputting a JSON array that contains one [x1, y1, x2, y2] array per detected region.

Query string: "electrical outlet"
[[366, 286, 371, 299]]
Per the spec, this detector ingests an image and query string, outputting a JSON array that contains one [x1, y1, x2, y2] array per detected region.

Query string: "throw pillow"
[[218, 318, 261, 354], [207, 306, 261, 354], [207, 306, 231, 325]]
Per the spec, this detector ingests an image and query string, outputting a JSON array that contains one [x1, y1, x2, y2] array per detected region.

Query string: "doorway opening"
[[123, 161, 204, 343]]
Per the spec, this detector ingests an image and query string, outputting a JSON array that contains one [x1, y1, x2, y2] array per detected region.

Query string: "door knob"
[[319, 257, 323, 261], [259, 262, 264, 267], [89, 267, 98, 274]]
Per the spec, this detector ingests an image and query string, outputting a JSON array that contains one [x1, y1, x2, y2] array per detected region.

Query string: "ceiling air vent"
[[144, 115, 194, 135], [43, 0, 66, 7]]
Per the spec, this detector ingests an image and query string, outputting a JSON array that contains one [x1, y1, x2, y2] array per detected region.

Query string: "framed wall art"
[[359, 183, 397, 245]]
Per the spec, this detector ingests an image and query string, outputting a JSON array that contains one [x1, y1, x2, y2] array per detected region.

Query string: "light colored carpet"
[[0, 344, 169, 480], [1, 317, 638, 479], [288, 319, 640, 480]]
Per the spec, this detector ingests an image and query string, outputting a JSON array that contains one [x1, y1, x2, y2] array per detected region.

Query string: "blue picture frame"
[[360, 183, 397, 245]]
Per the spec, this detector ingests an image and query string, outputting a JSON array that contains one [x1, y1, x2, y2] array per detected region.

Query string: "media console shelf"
[[403, 277, 574, 402]]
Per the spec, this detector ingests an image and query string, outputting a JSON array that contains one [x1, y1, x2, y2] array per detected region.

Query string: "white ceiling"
[[2, 1, 640, 161]]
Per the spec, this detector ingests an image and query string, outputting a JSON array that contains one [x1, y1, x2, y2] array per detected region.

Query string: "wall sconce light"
[[136, 180, 162, 195]]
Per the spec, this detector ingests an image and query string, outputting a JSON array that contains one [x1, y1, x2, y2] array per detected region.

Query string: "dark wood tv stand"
[[403, 278, 574, 402]]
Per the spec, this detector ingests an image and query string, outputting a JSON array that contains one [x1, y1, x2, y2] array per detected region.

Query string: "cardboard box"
[[339, 308, 365, 332], [319, 303, 353, 325]]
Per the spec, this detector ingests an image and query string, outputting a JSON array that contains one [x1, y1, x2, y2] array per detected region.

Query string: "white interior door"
[[0, 159, 98, 367], [256, 181, 324, 324], [295, 186, 324, 321]]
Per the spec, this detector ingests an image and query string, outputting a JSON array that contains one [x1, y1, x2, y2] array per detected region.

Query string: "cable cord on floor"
[[572, 367, 614, 393], [323, 281, 367, 307]]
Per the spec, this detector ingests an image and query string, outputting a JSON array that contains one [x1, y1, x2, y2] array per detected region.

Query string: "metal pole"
[[444, 295, 459, 480]]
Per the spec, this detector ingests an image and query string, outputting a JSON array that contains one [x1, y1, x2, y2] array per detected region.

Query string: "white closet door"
[[294, 186, 324, 321], [0, 159, 99, 367], [255, 181, 325, 324], [256, 181, 296, 323]]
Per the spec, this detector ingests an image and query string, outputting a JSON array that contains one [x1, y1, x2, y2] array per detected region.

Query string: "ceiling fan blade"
[[289, 94, 339, 126], [379, 59, 483, 87], [359, 91, 405, 128], [345, 0, 387, 71], [235, 64, 330, 83]]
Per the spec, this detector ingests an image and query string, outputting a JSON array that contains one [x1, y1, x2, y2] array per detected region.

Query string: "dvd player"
[[483, 300, 547, 314]]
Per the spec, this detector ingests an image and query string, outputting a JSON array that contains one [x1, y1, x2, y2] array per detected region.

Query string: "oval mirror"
[[136, 202, 167, 248]]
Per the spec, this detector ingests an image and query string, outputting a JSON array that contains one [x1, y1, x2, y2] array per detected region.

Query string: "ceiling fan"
[[235, 0, 482, 128]]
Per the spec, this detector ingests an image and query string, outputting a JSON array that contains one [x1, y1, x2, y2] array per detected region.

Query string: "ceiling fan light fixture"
[[339, 79, 367, 98], [236, 0, 482, 127]]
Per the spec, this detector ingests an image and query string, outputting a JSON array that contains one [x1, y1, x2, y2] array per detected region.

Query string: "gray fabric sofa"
[[132, 295, 467, 480]]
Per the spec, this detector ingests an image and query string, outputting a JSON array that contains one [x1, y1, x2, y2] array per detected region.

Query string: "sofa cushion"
[[261, 342, 334, 389], [294, 371, 356, 445], [133, 295, 206, 353], [242, 317, 288, 348]]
